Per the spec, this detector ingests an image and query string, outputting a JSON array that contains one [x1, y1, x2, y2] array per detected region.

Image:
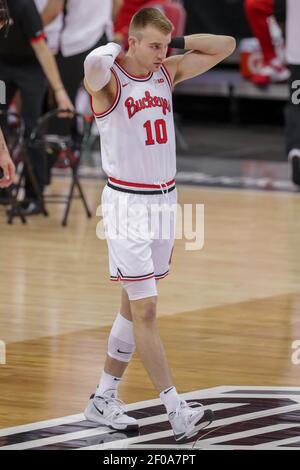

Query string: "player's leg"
[[129, 190, 213, 441], [245, 0, 276, 63], [84, 288, 138, 430], [98, 288, 134, 395], [245, 0, 289, 85], [18, 64, 48, 213], [126, 280, 213, 441], [85, 186, 140, 429]]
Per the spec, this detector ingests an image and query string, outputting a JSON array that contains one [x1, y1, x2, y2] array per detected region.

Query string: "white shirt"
[[61, 0, 113, 57], [93, 62, 176, 184], [286, 0, 300, 64], [34, 0, 63, 55]]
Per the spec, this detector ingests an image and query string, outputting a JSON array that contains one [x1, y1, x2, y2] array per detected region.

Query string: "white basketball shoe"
[[84, 392, 139, 431], [168, 400, 214, 441]]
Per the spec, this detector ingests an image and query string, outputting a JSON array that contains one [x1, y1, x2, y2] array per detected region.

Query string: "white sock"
[[96, 371, 121, 398], [160, 386, 181, 414]]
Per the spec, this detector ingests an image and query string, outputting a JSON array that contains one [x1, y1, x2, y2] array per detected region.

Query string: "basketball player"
[[0, 0, 15, 188], [84, 8, 235, 441]]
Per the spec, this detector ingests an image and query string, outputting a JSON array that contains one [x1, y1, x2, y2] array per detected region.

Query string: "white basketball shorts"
[[101, 178, 177, 299]]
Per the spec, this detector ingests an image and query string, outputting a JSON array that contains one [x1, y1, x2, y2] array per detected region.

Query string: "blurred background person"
[[244, 0, 289, 85], [35, 0, 63, 56], [41, 0, 123, 110], [0, 0, 73, 214], [0, 0, 15, 188]]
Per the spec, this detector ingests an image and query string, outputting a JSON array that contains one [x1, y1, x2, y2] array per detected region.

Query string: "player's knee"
[[131, 299, 157, 323], [107, 333, 135, 363], [107, 313, 136, 363]]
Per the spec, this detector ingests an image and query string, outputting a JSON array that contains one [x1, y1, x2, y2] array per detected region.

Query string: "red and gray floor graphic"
[[1, 386, 300, 450]]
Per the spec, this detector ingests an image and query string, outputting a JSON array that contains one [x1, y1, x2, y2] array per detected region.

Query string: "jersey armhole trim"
[[161, 63, 173, 92], [90, 68, 121, 119]]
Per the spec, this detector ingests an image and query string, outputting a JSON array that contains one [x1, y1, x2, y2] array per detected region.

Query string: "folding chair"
[[29, 109, 92, 226]]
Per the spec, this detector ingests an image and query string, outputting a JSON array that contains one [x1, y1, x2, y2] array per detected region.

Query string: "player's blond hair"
[[129, 7, 173, 40]]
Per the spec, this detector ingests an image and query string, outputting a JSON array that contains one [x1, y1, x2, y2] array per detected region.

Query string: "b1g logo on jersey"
[[154, 78, 165, 85], [125, 90, 171, 119]]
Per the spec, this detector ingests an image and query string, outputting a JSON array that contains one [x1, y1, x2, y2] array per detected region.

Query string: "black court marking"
[[1, 387, 300, 450]]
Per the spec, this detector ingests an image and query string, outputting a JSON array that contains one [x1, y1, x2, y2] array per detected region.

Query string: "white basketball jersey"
[[92, 61, 176, 184]]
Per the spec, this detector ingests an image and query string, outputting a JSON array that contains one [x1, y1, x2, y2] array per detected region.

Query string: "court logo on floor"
[[0, 386, 300, 450], [291, 340, 300, 365]]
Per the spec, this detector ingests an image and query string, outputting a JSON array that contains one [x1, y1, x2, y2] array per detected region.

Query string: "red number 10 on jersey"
[[143, 119, 168, 145]]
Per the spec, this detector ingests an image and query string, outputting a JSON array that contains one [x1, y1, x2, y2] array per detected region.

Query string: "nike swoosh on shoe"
[[93, 403, 104, 415]]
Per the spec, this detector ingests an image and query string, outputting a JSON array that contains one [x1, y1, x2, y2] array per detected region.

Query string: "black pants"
[[58, 33, 108, 105], [274, 0, 286, 23], [0, 60, 47, 199], [285, 64, 300, 155], [43, 33, 108, 180]]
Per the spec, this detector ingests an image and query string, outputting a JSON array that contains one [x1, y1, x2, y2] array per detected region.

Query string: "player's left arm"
[[163, 34, 236, 86]]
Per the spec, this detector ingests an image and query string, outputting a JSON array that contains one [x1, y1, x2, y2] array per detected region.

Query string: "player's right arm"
[[84, 43, 121, 115]]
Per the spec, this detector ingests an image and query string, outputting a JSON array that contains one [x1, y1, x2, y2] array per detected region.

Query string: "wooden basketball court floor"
[[0, 179, 300, 449]]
